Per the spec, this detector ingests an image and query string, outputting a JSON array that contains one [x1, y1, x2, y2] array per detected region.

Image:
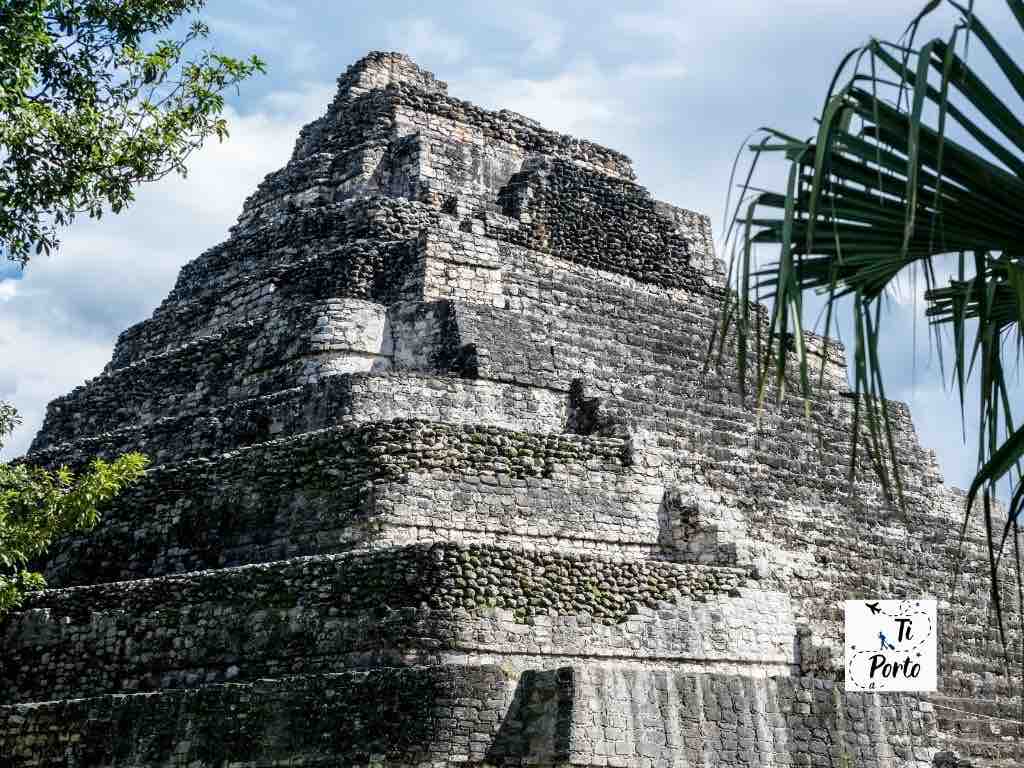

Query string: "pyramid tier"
[[10, 51, 1024, 767], [0, 666, 943, 768], [32, 297, 471, 450], [2, 666, 513, 767], [39, 420, 654, 587], [3, 543, 762, 703], [33, 190, 720, 459], [26, 373, 567, 470], [33, 219, 822, 469], [103, 137, 712, 375], [105, 199, 433, 372]]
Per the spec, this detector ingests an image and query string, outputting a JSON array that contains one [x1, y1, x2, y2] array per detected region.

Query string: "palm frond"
[[714, 0, 1024, 650]]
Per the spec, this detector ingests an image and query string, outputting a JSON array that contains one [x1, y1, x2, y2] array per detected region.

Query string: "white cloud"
[[456, 59, 628, 138], [614, 1, 908, 36], [619, 60, 688, 81], [0, 312, 113, 458], [207, 9, 321, 75], [612, 11, 692, 47], [154, 83, 335, 223], [387, 18, 468, 65], [898, 382, 980, 492], [284, 40, 324, 75], [0, 81, 332, 460], [502, 9, 563, 60], [237, 0, 298, 22], [207, 16, 276, 46], [263, 81, 334, 116], [453, 52, 691, 145]]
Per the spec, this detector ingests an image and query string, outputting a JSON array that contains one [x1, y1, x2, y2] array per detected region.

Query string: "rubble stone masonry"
[[1, 52, 1019, 767]]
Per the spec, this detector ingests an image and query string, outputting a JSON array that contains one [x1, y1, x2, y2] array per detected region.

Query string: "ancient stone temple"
[[1, 52, 1020, 767]]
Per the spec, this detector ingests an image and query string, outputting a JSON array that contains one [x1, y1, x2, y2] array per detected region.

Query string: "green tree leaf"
[[0, 0, 265, 264], [0, 403, 149, 614]]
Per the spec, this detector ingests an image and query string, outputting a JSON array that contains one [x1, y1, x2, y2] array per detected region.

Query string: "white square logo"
[[844, 599, 937, 692]]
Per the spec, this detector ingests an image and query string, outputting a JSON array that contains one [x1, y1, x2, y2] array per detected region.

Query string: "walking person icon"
[[878, 631, 896, 651]]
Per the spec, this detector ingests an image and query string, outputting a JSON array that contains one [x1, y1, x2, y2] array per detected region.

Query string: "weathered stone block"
[[2, 50, 1019, 767]]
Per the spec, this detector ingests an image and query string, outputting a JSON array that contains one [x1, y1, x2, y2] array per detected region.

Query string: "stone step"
[[109, 236, 419, 371], [101, 201, 720, 423], [29, 382, 321, 470], [162, 195, 439, 309], [0, 667, 943, 768], [2, 543, 748, 704], [0, 666, 514, 767], [28, 371, 568, 471], [941, 735, 1024, 764], [34, 294, 490, 453], [40, 244, 836, 464], [932, 694, 1024, 741], [112, 199, 510, 375], [40, 420, 631, 586], [33, 299, 394, 451]]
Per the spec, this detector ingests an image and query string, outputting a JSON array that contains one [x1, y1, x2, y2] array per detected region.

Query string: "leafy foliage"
[[0, 0, 265, 263], [0, 402, 20, 439], [0, 404, 148, 613], [716, 1, 1024, 639]]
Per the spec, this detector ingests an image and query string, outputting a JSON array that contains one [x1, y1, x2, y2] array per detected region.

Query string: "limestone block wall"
[[662, 488, 749, 566], [0, 591, 796, 705], [236, 52, 633, 236], [28, 372, 569, 470], [4, 667, 937, 768], [418, 229, 505, 306], [108, 202, 432, 370], [165, 197, 433, 315], [4, 587, 795, 703], [0, 666, 514, 768], [654, 199, 720, 279], [8, 51, 1021, 767], [336, 50, 451, 98], [383, 79, 634, 179], [559, 669, 939, 768], [455, 589, 797, 676], [380, 124, 528, 217], [371, 468, 663, 555], [35, 298, 401, 447], [39, 421, 631, 585], [487, 233, 1023, 743], [2, 543, 747, 703], [0, 666, 939, 768], [60, 171, 719, 465], [498, 157, 705, 292]]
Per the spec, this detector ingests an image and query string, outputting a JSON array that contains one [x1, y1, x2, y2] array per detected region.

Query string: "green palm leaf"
[[715, 0, 1024, 650]]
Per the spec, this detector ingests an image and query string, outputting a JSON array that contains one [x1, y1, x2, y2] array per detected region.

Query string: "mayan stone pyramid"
[[1, 52, 1021, 767]]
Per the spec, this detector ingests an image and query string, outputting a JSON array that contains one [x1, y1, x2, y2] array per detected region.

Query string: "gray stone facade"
[[0, 52, 1019, 766]]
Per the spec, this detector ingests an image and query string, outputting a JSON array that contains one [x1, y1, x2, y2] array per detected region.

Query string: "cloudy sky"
[[1, 0, 1021, 495]]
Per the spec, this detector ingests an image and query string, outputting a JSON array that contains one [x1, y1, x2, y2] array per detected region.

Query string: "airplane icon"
[[866, 602, 882, 615]]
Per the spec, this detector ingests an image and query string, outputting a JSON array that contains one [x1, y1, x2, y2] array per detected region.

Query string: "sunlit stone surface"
[[1, 52, 1018, 768]]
